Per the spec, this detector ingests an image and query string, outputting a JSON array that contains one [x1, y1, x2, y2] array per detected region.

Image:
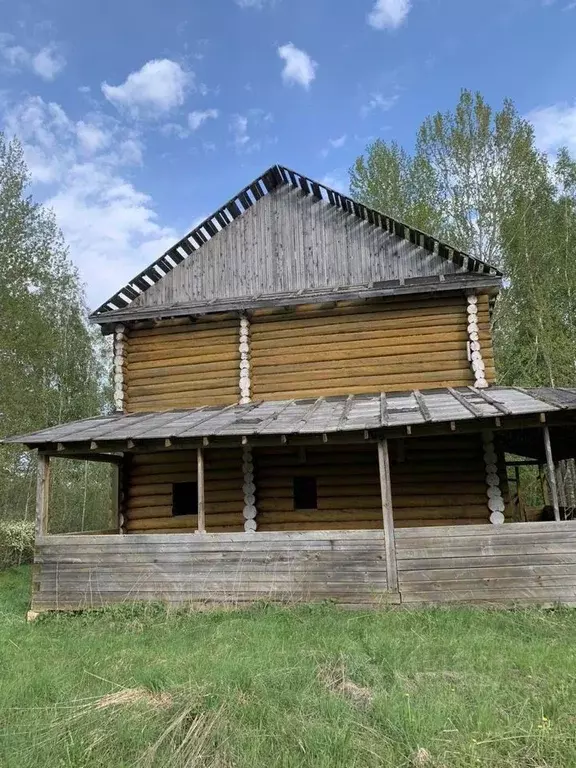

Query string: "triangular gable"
[[91, 165, 501, 320]]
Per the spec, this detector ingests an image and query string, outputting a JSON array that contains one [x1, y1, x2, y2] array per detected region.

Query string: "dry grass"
[[3, 566, 576, 767]]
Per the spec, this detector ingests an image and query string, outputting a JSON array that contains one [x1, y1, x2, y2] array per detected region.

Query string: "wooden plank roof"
[[90, 164, 503, 322], [4, 387, 575, 448]]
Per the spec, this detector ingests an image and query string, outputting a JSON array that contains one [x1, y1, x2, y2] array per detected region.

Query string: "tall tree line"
[[0, 134, 112, 531], [350, 90, 576, 388]]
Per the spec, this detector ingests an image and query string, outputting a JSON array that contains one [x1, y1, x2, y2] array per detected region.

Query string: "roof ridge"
[[90, 163, 502, 320]]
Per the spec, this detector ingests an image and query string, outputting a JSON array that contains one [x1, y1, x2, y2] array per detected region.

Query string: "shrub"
[[0, 520, 35, 569]]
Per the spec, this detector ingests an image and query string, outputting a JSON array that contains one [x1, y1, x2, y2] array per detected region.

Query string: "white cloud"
[[229, 109, 273, 153], [76, 121, 110, 154], [31, 45, 66, 80], [527, 102, 576, 154], [368, 0, 411, 29], [188, 108, 219, 131], [361, 92, 399, 117], [0, 36, 66, 80], [277, 43, 317, 90], [321, 134, 347, 157], [234, 0, 272, 7], [102, 59, 192, 119], [2, 96, 176, 309], [230, 114, 250, 148]]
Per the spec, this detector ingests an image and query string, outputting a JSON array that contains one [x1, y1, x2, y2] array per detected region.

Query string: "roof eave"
[[91, 273, 503, 330]]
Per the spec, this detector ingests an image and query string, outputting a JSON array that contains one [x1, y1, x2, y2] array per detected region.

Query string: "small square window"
[[293, 476, 317, 510], [172, 482, 198, 517]]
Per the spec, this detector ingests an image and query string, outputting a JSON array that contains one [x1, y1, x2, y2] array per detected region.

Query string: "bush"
[[0, 520, 34, 569]]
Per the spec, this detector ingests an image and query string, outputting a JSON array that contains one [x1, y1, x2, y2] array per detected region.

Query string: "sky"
[[1, 0, 576, 311]]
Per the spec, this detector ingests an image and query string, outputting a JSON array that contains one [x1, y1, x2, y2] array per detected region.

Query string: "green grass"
[[2, 568, 576, 767]]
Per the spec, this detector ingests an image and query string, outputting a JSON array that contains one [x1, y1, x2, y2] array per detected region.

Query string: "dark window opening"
[[293, 476, 317, 510], [172, 482, 198, 517]]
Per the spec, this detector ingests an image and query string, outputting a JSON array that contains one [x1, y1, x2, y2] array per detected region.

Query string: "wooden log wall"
[[124, 449, 244, 533], [32, 531, 394, 610], [252, 435, 506, 530], [250, 295, 495, 400], [124, 317, 240, 411], [395, 521, 576, 604]]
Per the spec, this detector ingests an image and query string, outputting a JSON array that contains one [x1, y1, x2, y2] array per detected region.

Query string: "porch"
[[5, 386, 576, 610]]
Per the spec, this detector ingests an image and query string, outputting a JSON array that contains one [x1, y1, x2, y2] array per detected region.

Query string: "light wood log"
[[543, 425, 560, 522], [197, 446, 206, 533]]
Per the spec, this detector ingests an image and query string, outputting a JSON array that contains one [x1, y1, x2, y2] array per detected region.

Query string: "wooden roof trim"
[[90, 164, 503, 321], [96, 273, 502, 329]]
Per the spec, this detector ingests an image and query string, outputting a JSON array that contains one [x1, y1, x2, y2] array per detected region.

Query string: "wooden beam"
[[543, 425, 561, 522], [196, 446, 206, 533], [377, 439, 398, 593], [36, 453, 50, 538]]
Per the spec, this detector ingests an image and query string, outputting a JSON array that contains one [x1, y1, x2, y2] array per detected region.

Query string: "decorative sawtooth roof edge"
[[90, 164, 503, 319]]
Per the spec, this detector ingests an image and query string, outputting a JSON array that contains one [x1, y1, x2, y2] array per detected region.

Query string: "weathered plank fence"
[[31, 521, 576, 611], [32, 531, 395, 611]]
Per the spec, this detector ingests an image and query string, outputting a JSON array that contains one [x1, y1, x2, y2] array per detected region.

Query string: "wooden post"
[[36, 453, 50, 538], [197, 446, 206, 533], [377, 439, 398, 593], [543, 425, 560, 522]]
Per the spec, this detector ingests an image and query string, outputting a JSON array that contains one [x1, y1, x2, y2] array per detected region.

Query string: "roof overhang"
[[4, 387, 576, 456], [94, 274, 502, 331]]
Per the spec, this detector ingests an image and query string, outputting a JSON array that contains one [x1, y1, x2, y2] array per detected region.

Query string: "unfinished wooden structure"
[[5, 164, 576, 609]]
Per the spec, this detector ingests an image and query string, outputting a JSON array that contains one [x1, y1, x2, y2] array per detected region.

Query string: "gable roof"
[[90, 164, 502, 322]]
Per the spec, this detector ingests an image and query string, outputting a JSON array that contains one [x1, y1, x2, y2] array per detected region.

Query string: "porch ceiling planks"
[[4, 386, 576, 449]]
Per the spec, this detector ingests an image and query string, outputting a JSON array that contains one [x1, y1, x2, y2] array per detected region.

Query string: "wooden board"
[[32, 530, 393, 610], [395, 520, 576, 603]]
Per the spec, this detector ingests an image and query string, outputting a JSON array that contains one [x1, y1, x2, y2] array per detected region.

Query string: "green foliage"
[[0, 133, 112, 531], [350, 89, 576, 389], [0, 520, 34, 568], [3, 567, 576, 766]]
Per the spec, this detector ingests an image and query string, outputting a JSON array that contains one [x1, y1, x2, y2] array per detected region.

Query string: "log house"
[[4, 165, 576, 610]]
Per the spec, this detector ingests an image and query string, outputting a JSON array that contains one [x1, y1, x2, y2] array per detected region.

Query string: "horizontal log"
[[126, 514, 243, 530], [127, 349, 239, 371], [251, 302, 467, 332], [251, 340, 467, 368], [125, 359, 242, 383], [253, 377, 473, 400], [126, 394, 237, 410], [129, 319, 239, 340], [252, 330, 469, 356]]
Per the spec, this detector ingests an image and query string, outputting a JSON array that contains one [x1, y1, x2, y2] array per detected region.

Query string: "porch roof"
[[4, 386, 576, 449]]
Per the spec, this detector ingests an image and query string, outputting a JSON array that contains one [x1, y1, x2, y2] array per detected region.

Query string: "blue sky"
[[1, 0, 575, 309]]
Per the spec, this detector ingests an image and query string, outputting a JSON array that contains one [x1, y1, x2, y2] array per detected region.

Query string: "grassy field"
[[2, 568, 576, 767]]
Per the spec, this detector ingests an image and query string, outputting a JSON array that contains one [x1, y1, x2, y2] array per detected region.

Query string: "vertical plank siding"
[[250, 296, 495, 400], [128, 186, 464, 311], [124, 449, 244, 533], [124, 318, 240, 411], [32, 531, 393, 610], [395, 521, 576, 604]]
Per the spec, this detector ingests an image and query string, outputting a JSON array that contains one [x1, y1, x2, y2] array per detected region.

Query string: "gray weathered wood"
[[35, 454, 50, 538], [377, 439, 398, 592], [197, 446, 206, 533], [543, 425, 560, 521], [125, 186, 466, 313]]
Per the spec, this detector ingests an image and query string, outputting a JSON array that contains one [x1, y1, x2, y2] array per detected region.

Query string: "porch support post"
[[377, 439, 398, 593], [543, 425, 560, 521], [197, 446, 206, 533], [36, 453, 50, 538]]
